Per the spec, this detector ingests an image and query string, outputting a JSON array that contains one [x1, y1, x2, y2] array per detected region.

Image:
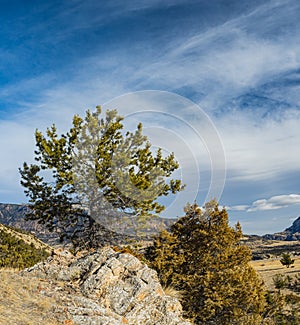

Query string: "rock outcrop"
[[24, 247, 191, 325]]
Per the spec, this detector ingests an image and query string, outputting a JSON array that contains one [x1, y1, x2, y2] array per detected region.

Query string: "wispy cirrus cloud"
[[131, 0, 300, 112], [2, 0, 300, 118]]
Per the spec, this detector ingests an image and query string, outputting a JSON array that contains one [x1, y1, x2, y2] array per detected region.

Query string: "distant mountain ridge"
[[2, 202, 298, 241], [285, 216, 300, 234], [0, 203, 29, 226], [263, 216, 300, 241], [0, 203, 176, 245], [0, 203, 59, 245]]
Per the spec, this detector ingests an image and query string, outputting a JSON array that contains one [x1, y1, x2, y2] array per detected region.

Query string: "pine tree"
[[280, 253, 295, 268], [146, 200, 266, 324], [19, 106, 183, 248]]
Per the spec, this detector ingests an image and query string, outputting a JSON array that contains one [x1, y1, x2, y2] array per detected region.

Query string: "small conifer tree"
[[146, 200, 266, 324], [280, 253, 295, 268]]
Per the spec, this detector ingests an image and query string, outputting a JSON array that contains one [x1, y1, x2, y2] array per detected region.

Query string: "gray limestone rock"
[[24, 247, 191, 325]]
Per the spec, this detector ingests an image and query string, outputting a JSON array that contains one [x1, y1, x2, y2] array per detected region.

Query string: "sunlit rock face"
[[25, 247, 191, 325]]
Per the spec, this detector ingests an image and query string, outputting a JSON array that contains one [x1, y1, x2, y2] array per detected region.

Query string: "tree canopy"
[[19, 106, 183, 248], [146, 200, 266, 324]]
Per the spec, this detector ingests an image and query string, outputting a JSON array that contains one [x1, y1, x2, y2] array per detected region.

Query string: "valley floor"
[[250, 256, 300, 292]]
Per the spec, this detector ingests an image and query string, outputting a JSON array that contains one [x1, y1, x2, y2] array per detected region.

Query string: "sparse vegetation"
[[0, 269, 61, 325], [0, 225, 50, 269], [264, 284, 300, 323], [272, 273, 300, 294], [251, 256, 300, 324], [112, 244, 146, 262], [162, 284, 183, 299], [273, 274, 291, 290]]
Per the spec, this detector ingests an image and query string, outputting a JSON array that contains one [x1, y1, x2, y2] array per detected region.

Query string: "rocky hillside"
[[0, 203, 30, 229], [0, 223, 51, 268], [0, 203, 59, 244], [0, 223, 50, 251], [285, 216, 300, 234], [263, 216, 300, 241], [15, 247, 191, 325]]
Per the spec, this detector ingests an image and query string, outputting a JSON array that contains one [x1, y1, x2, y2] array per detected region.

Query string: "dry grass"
[[0, 268, 62, 325], [262, 240, 300, 247], [162, 285, 183, 299], [250, 256, 300, 291]]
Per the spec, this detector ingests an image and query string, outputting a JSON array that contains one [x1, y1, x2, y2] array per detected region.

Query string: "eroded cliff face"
[[0, 203, 29, 227], [0, 203, 58, 244], [24, 247, 191, 325]]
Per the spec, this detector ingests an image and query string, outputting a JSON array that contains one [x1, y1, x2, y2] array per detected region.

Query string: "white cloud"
[[128, 0, 300, 111], [226, 205, 250, 211], [228, 194, 300, 212]]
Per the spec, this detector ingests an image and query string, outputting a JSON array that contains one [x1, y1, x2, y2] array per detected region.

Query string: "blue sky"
[[0, 0, 300, 234]]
